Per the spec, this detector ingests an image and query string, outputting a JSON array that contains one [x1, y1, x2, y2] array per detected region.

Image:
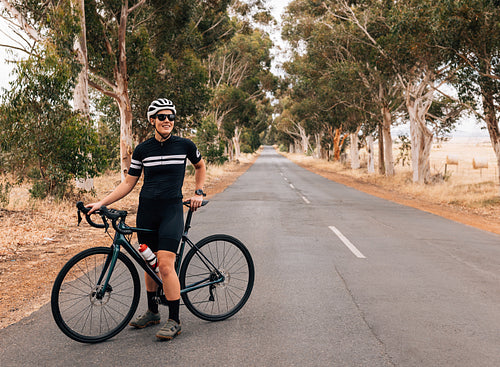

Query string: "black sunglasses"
[[153, 113, 175, 121]]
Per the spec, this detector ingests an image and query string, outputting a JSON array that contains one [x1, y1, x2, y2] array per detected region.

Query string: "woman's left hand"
[[189, 194, 204, 211]]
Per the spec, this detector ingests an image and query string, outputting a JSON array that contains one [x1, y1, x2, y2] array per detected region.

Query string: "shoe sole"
[[129, 320, 160, 329], [156, 330, 181, 341]]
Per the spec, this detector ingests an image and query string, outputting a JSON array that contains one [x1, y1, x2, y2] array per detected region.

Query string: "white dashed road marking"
[[329, 226, 366, 259]]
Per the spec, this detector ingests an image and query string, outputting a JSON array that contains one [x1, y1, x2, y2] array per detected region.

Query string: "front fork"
[[94, 243, 121, 300]]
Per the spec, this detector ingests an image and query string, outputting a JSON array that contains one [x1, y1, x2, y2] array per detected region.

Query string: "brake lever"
[[100, 214, 109, 232], [77, 210, 82, 226]]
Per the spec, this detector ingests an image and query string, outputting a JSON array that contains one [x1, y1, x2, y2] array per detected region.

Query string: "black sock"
[[166, 299, 180, 323], [147, 291, 159, 314]]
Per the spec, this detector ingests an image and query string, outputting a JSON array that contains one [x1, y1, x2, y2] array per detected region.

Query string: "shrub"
[[195, 118, 228, 165]]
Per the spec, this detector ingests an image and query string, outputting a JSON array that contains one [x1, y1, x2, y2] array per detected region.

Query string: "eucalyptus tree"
[[287, 0, 463, 183], [440, 0, 500, 190], [281, 0, 401, 174], [1, 0, 238, 179], [205, 27, 276, 158], [275, 56, 318, 154], [85, 0, 234, 176], [382, 1, 459, 182], [0, 0, 106, 198]]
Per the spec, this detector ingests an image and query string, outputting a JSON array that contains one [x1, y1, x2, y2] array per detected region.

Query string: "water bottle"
[[138, 244, 159, 273]]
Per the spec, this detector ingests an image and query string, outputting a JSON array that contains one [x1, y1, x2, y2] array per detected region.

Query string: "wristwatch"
[[195, 189, 205, 196]]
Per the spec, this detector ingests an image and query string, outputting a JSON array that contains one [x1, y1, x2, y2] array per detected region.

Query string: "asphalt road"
[[1, 146, 499, 367]]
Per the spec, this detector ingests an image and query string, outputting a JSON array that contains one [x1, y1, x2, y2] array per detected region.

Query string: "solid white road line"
[[329, 226, 366, 259]]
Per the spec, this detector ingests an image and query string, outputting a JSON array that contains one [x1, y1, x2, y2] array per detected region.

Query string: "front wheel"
[[180, 234, 254, 321], [51, 247, 141, 343]]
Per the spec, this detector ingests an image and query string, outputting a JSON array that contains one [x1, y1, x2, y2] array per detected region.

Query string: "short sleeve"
[[186, 139, 202, 165], [128, 146, 143, 177]]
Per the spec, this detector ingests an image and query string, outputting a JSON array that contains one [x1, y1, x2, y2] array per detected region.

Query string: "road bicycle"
[[51, 201, 254, 343]]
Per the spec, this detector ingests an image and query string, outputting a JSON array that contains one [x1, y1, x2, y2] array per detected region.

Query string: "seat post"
[[183, 209, 193, 235]]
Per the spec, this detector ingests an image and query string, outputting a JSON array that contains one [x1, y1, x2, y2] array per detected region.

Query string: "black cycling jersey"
[[128, 135, 202, 200]]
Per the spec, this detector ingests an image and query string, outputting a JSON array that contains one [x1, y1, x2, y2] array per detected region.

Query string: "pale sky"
[[0, 16, 18, 90]]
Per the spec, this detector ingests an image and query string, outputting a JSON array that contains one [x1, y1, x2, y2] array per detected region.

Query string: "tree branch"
[[88, 79, 118, 99], [88, 66, 117, 91], [127, 0, 146, 14], [0, 0, 44, 43], [0, 42, 31, 55]]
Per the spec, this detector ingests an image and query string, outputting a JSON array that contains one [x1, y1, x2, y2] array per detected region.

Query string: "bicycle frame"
[[94, 209, 225, 299]]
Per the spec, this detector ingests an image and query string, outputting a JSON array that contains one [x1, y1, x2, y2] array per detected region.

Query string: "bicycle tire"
[[180, 234, 254, 321], [51, 247, 141, 343]]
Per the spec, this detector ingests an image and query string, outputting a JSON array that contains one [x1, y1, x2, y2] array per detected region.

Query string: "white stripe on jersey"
[[130, 159, 142, 169], [143, 160, 186, 167], [143, 155, 186, 162]]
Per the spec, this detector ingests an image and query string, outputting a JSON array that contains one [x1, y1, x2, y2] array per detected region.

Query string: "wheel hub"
[[215, 269, 230, 288], [90, 285, 112, 305]]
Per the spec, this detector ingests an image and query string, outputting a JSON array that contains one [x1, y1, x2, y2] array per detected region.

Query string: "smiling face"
[[151, 109, 175, 139]]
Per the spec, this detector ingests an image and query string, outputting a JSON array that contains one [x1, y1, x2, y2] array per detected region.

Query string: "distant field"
[[428, 137, 497, 183], [379, 136, 498, 184]]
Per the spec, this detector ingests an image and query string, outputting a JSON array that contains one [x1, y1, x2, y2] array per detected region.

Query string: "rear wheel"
[[180, 234, 254, 321], [51, 247, 140, 343]]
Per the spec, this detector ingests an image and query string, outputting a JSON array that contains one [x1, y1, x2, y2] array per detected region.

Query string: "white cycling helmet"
[[147, 98, 176, 119]]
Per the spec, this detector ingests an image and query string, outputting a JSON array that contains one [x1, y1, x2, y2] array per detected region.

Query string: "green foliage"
[[279, 144, 288, 152], [2, 0, 275, 177], [207, 26, 276, 154], [87, 0, 233, 140], [195, 118, 227, 165], [241, 129, 261, 153], [0, 40, 107, 199], [439, 0, 500, 127], [94, 96, 121, 170], [395, 134, 412, 167]]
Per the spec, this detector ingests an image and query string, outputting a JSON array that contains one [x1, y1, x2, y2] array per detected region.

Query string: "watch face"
[[195, 189, 204, 195]]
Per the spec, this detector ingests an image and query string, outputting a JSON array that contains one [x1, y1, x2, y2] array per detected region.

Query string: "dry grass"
[[0, 151, 259, 329]]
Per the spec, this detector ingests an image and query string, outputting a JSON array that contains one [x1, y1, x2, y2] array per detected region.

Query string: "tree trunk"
[[378, 124, 385, 174], [350, 128, 360, 169], [405, 73, 434, 184], [381, 106, 394, 176], [314, 133, 322, 159], [66, 0, 94, 191], [227, 139, 234, 161], [117, 92, 134, 179], [298, 125, 310, 154], [295, 139, 301, 154], [366, 135, 375, 173], [233, 126, 241, 159], [333, 127, 346, 161], [478, 57, 500, 195], [85, 0, 146, 180], [483, 91, 500, 194], [72, 0, 90, 114]]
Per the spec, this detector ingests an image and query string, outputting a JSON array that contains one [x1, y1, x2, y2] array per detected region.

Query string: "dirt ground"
[[1, 147, 499, 330]]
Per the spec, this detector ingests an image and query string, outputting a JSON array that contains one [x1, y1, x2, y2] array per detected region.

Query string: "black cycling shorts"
[[136, 197, 183, 253]]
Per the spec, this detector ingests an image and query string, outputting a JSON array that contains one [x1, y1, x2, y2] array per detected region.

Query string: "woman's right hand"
[[86, 201, 104, 215]]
